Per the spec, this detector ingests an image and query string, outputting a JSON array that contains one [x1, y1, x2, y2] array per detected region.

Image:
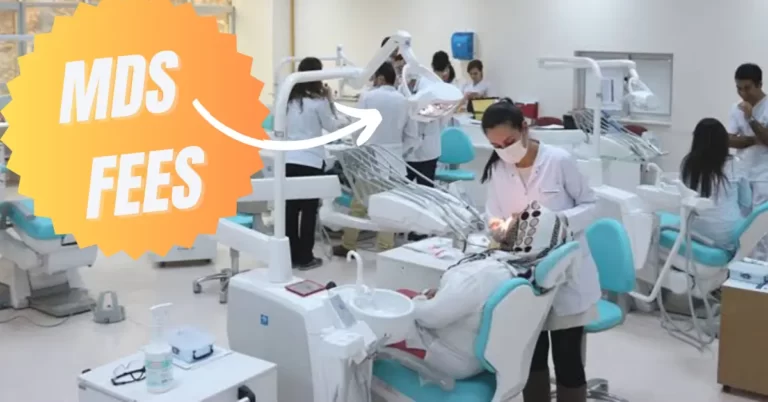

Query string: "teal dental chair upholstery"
[[576, 218, 636, 401], [435, 127, 475, 183], [371, 242, 581, 401]]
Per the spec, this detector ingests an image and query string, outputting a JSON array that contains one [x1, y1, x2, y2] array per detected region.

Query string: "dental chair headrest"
[[533, 241, 580, 290]]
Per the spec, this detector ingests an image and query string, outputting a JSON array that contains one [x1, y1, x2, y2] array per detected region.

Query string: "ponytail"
[[480, 98, 518, 183]]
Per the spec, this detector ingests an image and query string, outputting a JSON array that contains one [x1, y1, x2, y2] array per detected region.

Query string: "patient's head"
[[500, 202, 569, 259], [681, 118, 730, 198]]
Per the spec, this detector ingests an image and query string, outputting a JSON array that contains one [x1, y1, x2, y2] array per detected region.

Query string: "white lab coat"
[[356, 85, 419, 174], [406, 119, 445, 163], [485, 144, 601, 317], [406, 259, 515, 380], [727, 99, 768, 259], [462, 80, 491, 97], [285, 97, 350, 169]]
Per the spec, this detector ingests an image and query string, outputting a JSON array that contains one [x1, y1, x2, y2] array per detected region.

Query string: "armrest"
[[377, 347, 456, 391]]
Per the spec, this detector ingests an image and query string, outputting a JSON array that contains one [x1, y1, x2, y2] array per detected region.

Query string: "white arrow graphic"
[[192, 99, 382, 151]]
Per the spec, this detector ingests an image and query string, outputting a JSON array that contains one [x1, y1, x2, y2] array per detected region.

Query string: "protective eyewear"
[[111, 361, 146, 386]]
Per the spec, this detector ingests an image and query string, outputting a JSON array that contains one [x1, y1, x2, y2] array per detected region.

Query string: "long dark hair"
[[480, 98, 522, 183], [288, 57, 326, 111], [431, 51, 455, 83], [680, 118, 731, 198]]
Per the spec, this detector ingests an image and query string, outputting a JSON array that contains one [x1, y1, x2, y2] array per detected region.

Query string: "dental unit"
[[147, 49, 359, 267], [626, 178, 768, 349], [535, 57, 758, 349], [0, 124, 97, 317], [224, 31, 573, 402], [537, 57, 664, 192]]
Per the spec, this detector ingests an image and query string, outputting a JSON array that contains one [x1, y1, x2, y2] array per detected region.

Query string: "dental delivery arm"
[[412, 275, 482, 329]]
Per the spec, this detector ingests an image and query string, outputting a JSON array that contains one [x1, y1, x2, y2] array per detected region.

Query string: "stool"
[[434, 127, 476, 183], [192, 214, 255, 304]]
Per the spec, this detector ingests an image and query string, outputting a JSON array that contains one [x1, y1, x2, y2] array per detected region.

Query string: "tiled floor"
[[0, 245, 759, 402]]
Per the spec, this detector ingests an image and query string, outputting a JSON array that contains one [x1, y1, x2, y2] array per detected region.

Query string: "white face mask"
[[495, 140, 527, 164]]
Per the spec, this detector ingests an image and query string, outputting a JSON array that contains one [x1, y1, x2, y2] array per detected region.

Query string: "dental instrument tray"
[[728, 261, 768, 286], [167, 326, 215, 364]]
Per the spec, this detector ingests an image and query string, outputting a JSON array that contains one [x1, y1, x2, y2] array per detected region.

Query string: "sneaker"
[[332, 245, 353, 257], [295, 257, 323, 271]]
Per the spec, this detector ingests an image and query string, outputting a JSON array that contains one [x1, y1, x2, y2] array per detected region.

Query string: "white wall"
[[293, 0, 768, 170], [232, 0, 272, 103]]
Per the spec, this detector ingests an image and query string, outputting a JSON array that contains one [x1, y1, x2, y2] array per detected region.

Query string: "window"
[[575, 51, 674, 123], [0, 0, 235, 95]]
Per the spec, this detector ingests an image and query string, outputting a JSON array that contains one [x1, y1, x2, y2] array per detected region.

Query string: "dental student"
[[333, 62, 419, 256], [284, 57, 349, 270], [682, 118, 749, 250], [482, 99, 600, 402], [727, 63, 768, 260], [463, 59, 490, 99]]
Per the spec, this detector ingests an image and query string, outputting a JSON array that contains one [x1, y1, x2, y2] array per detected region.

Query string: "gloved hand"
[[489, 215, 518, 244]]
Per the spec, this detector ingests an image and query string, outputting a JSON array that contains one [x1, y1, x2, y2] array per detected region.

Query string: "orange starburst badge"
[[3, 0, 268, 258]]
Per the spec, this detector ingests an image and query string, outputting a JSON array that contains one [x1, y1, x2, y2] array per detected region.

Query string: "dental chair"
[[434, 127, 476, 184], [577, 218, 635, 402], [654, 202, 768, 297], [0, 199, 98, 317], [371, 241, 581, 402]]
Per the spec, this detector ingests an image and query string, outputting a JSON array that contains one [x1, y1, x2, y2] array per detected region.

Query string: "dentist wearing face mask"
[[481, 99, 600, 402]]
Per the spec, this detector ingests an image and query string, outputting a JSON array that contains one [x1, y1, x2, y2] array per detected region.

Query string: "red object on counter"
[[515, 102, 539, 120]]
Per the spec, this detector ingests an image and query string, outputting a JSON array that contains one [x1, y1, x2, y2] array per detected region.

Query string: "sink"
[[334, 285, 415, 344]]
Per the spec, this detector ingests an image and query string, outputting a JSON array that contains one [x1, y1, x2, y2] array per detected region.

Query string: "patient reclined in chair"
[[385, 204, 571, 382], [0, 199, 97, 317]]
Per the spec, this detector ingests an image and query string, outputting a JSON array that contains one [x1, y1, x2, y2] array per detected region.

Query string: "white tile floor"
[[0, 245, 759, 402]]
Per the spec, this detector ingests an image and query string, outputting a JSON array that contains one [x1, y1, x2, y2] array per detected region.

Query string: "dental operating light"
[[347, 31, 464, 122], [538, 57, 660, 173]]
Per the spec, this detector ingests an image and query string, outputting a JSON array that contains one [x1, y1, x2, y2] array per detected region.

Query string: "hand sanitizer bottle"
[[145, 303, 174, 393]]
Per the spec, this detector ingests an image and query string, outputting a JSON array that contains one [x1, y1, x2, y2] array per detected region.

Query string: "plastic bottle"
[[144, 303, 174, 393]]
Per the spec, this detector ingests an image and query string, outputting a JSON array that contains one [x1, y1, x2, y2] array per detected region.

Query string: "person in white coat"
[[727, 63, 768, 260], [389, 204, 570, 381], [333, 62, 419, 255], [284, 57, 350, 270], [404, 56, 458, 189], [481, 98, 600, 402], [463, 59, 490, 99], [683, 118, 749, 250]]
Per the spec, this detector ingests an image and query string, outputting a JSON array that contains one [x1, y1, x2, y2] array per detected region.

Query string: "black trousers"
[[285, 163, 325, 265], [529, 326, 586, 388], [406, 158, 438, 188]]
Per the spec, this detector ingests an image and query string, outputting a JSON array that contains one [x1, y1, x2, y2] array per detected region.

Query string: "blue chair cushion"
[[435, 169, 476, 182], [225, 214, 254, 228], [656, 212, 733, 267], [7, 199, 61, 241], [335, 192, 353, 208], [439, 127, 475, 165], [585, 299, 623, 333], [373, 359, 496, 402]]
